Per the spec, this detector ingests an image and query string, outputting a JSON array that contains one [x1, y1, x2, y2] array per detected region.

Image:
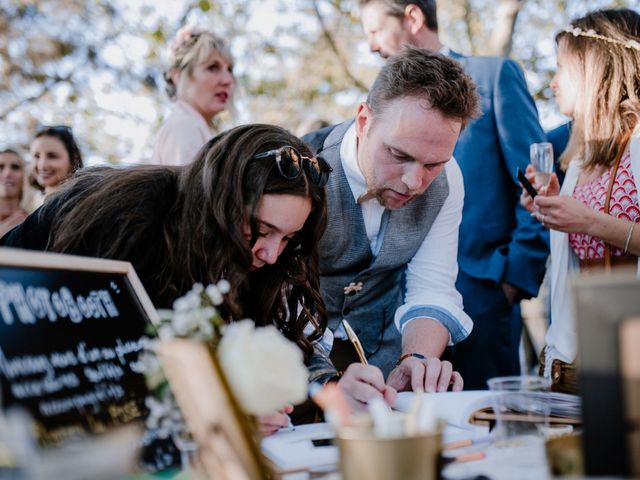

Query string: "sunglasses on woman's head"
[[253, 146, 332, 187]]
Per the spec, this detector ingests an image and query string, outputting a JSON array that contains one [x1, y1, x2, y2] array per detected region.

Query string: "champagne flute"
[[530, 142, 554, 186]]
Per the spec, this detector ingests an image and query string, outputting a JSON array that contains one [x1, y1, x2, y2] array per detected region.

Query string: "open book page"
[[395, 391, 495, 429], [261, 422, 338, 473], [395, 390, 582, 429]]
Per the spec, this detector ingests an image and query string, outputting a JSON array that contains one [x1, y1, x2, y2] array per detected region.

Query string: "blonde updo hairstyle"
[[164, 26, 233, 100]]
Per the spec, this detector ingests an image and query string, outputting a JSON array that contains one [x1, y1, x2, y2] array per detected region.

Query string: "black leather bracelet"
[[396, 352, 427, 366]]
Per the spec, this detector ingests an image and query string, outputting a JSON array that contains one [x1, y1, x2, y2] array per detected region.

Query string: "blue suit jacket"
[[547, 121, 571, 160], [451, 51, 549, 308]]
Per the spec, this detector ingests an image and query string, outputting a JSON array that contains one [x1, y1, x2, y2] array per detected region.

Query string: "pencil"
[[446, 451, 486, 464], [443, 435, 493, 450], [342, 319, 368, 365]]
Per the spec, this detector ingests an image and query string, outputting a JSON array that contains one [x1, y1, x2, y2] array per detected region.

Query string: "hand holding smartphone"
[[517, 167, 538, 199]]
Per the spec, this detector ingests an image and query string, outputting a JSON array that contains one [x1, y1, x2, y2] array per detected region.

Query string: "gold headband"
[[561, 26, 640, 51]]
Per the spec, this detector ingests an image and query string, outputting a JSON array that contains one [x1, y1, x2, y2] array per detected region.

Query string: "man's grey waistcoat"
[[303, 121, 449, 376]]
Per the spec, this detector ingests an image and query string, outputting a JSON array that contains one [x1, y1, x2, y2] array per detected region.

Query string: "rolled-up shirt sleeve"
[[394, 158, 473, 345], [303, 321, 338, 384]]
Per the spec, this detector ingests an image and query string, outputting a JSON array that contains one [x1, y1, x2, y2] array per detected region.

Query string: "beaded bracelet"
[[396, 352, 427, 366]]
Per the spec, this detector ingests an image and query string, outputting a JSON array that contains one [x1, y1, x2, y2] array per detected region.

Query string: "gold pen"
[[342, 319, 368, 365]]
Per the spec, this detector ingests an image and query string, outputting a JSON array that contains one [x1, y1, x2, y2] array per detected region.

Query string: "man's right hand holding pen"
[[335, 318, 463, 412], [335, 319, 397, 411], [336, 363, 397, 412]]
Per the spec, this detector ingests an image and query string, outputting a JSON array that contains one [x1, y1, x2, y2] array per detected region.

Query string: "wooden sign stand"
[[157, 339, 271, 480]]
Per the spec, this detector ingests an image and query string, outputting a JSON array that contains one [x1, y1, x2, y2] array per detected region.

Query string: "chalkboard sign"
[[0, 247, 159, 445]]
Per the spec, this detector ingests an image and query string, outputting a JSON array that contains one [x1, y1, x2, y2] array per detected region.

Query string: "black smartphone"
[[311, 438, 334, 447], [517, 168, 538, 199]]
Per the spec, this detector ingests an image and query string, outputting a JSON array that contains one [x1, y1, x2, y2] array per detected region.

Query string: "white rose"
[[218, 320, 308, 416]]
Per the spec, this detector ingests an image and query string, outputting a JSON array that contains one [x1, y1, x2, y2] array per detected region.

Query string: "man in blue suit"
[[359, 0, 550, 388]]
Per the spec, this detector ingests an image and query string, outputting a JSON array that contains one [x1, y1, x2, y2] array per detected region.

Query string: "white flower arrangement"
[[142, 280, 308, 447], [155, 281, 230, 343], [218, 320, 308, 416]]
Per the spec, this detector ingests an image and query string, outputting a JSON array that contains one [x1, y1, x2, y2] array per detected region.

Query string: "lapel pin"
[[343, 282, 364, 296]]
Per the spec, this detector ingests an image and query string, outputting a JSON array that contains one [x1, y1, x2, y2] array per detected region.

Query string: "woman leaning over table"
[[521, 8, 640, 394], [152, 25, 234, 166], [0, 149, 30, 237], [1, 124, 395, 435]]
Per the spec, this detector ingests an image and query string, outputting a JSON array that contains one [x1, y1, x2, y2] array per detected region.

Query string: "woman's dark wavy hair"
[[47, 124, 327, 360], [29, 125, 84, 191]]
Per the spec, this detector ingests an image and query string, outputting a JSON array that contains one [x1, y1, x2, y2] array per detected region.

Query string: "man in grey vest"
[[303, 47, 479, 397], [359, 0, 550, 389]]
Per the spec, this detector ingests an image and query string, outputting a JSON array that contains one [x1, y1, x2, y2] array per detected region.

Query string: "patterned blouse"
[[569, 150, 640, 259]]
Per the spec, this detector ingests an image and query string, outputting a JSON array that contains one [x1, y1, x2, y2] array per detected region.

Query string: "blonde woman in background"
[[152, 26, 234, 166], [0, 149, 30, 237], [521, 8, 640, 394]]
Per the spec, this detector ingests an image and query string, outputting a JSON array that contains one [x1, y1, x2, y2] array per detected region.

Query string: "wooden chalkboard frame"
[[0, 247, 159, 325], [0, 247, 160, 443]]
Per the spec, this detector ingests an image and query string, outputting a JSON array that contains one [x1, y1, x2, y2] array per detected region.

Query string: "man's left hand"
[[386, 356, 463, 393]]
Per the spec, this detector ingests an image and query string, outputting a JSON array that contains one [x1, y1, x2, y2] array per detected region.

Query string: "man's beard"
[[373, 187, 417, 208]]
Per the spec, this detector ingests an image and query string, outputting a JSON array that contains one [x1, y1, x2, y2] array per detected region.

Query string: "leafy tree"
[[0, 0, 635, 163]]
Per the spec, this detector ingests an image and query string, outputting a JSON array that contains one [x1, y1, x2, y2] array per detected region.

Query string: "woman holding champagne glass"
[[529, 142, 554, 187], [521, 8, 640, 393]]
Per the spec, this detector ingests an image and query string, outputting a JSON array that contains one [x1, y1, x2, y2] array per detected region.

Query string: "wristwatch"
[[396, 352, 427, 366]]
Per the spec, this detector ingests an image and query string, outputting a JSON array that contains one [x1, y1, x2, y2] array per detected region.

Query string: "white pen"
[[281, 414, 295, 432]]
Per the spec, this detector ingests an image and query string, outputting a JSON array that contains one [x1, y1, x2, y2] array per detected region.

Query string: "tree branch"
[[311, 0, 368, 92], [462, 0, 476, 55], [489, 0, 525, 57], [0, 75, 71, 121]]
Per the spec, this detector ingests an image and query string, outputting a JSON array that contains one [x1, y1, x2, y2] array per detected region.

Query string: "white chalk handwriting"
[[0, 335, 150, 417], [0, 281, 120, 325], [39, 382, 126, 416]]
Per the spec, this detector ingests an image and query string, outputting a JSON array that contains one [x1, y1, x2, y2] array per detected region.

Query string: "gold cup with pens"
[[332, 321, 443, 480], [337, 421, 442, 480]]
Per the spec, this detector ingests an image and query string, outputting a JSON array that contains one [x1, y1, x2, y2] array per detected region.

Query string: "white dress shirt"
[[338, 124, 473, 344]]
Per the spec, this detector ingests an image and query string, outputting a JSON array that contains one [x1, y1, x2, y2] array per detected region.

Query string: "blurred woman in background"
[[152, 25, 234, 166], [521, 8, 640, 393], [0, 149, 29, 236], [29, 125, 83, 203]]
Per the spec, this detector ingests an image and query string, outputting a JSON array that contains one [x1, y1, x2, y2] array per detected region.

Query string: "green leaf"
[[151, 27, 165, 43]]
